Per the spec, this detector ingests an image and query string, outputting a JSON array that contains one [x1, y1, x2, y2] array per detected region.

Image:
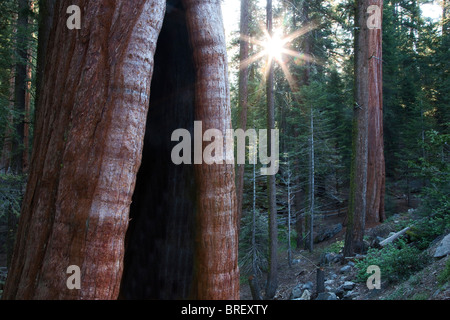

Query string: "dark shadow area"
[[119, 0, 197, 299]]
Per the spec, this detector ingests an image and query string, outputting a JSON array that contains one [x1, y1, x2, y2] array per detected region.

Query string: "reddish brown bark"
[[366, 0, 385, 225], [345, 0, 375, 255], [183, 0, 240, 300], [3, 0, 165, 300]]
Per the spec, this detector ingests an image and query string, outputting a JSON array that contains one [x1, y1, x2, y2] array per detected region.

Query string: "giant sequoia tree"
[[3, 0, 239, 300], [344, 0, 384, 256]]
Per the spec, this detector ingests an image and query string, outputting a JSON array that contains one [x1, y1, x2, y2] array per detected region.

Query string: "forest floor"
[[1, 199, 449, 300], [239, 200, 450, 300]]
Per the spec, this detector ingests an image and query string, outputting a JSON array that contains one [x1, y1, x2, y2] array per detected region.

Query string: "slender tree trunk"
[[265, 0, 278, 300], [0, 68, 15, 173], [35, 0, 56, 115], [11, 0, 29, 174], [366, 0, 385, 225], [183, 0, 240, 300], [286, 157, 293, 266], [236, 0, 249, 233], [22, 1, 35, 174], [3, 0, 165, 300], [308, 106, 314, 252]]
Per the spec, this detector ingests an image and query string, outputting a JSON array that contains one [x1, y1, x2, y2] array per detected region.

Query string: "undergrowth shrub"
[[355, 238, 430, 284]]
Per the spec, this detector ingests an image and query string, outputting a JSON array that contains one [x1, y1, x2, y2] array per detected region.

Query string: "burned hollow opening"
[[119, 0, 197, 300]]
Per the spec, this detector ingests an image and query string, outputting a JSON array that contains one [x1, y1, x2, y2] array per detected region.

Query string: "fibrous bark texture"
[[184, 0, 240, 300], [366, 0, 385, 225], [345, 0, 372, 256], [3, 0, 165, 300]]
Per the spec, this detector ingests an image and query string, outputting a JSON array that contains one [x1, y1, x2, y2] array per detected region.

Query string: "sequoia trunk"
[[183, 0, 240, 299], [366, 0, 385, 225], [344, 0, 374, 256], [3, 0, 165, 299]]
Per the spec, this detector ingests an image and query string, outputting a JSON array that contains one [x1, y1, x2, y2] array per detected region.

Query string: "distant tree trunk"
[[265, 0, 278, 300], [286, 156, 293, 266], [3, 0, 165, 300], [22, 1, 35, 174], [308, 105, 314, 252], [344, 0, 372, 256], [11, 0, 29, 174], [35, 0, 56, 114], [236, 0, 249, 233], [0, 68, 15, 173], [366, 0, 385, 225], [184, 0, 240, 300]]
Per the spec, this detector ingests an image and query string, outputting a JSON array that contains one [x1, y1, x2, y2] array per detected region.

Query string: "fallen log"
[[379, 227, 410, 247]]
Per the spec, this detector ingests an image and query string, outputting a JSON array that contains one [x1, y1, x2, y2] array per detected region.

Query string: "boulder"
[[289, 281, 314, 299], [320, 252, 343, 265], [316, 292, 338, 300], [342, 290, 358, 300], [342, 281, 355, 290], [314, 223, 343, 243], [302, 281, 314, 292], [299, 289, 311, 300], [339, 265, 352, 274], [289, 285, 303, 300], [434, 233, 450, 258]]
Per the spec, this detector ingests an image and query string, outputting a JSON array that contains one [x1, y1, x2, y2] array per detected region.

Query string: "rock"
[[314, 223, 343, 243], [339, 265, 351, 274], [320, 252, 335, 265], [367, 288, 382, 299], [316, 292, 338, 300], [434, 233, 450, 258], [325, 279, 335, 285], [299, 289, 311, 300], [370, 236, 385, 248], [293, 289, 311, 300], [290, 282, 314, 299], [321, 252, 343, 265], [343, 281, 355, 290], [342, 290, 358, 300], [347, 261, 355, 267], [334, 286, 344, 298], [289, 285, 304, 300], [302, 281, 314, 292], [292, 259, 301, 265], [333, 254, 343, 263]]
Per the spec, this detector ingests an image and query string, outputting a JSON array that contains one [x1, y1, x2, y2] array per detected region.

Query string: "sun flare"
[[264, 31, 285, 62], [240, 22, 318, 91]]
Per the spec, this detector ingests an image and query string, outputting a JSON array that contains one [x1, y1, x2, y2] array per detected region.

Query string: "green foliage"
[[411, 292, 429, 300], [277, 223, 297, 252], [355, 239, 430, 284], [407, 129, 450, 249], [0, 173, 24, 220], [327, 240, 344, 254], [437, 259, 450, 285], [238, 208, 269, 277]]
